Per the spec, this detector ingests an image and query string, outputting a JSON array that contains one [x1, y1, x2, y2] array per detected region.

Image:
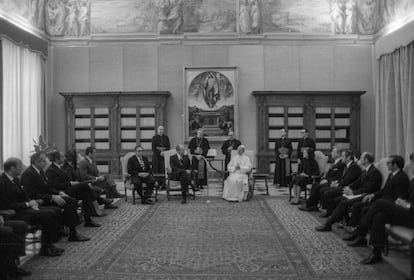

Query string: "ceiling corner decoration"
[[0, 0, 413, 40]]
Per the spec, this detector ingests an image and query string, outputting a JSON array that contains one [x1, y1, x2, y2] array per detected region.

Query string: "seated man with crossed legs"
[[170, 145, 194, 204], [127, 145, 155, 205]]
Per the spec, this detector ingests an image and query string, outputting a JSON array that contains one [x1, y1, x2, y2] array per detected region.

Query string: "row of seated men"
[[288, 147, 414, 265], [0, 147, 126, 280]]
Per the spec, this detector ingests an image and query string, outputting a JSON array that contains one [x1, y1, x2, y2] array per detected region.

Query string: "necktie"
[[179, 156, 184, 165], [13, 178, 20, 187], [138, 156, 145, 169]]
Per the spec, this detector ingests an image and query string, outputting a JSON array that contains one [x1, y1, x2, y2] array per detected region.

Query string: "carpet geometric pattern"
[[24, 196, 402, 280]]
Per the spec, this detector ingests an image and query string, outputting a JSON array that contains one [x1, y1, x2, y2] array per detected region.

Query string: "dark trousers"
[[349, 200, 372, 226], [326, 196, 363, 226], [64, 183, 94, 223], [357, 199, 414, 248], [174, 170, 192, 199], [44, 196, 80, 233], [0, 221, 28, 278], [305, 182, 329, 208], [132, 175, 155, 200], [322, 187, 344, 215], [13, 208, 61, 246]]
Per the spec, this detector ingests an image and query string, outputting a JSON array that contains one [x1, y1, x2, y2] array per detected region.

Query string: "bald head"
[[176, 144, 185, 156]]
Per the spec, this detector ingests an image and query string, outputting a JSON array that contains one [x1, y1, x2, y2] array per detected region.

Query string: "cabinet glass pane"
[[121, 108, 136, 114], [95, 118, 109, 127], [335, 118, 350, 126], [335, 107, 350, 114], [75, 130, 91, 139], [75, 142, 90, 150], [141, 130, 155, 139], [75, 118, 91, 127], [75, 108, 90, 115], [288, 129, 302, 139], [140, 107, 155, 114], [121, 118, 136, 127], [141, 142, 151, 150], [316, 142, 331, 150], [268, 107, 284, 114], [315, 130, 331, 139], [95, 142, 109, 150], [95, 130, 109, 139], [121, 142, 136, 150], [140, 118, 155, 127], [288, 107, 303, 114], [121, 131, 137, 139], [269, 117, 284, 126], [287, 117, 303, 126]]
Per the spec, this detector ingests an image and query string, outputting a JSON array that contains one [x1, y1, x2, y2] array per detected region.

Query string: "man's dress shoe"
[[315, 224, 332, 232], [347, 237, 368, 247], [181, 199, 187, 204], [342, 232, 358, 241], [104, 203, 118, 209], [360, 252, 382, 264], [84, 220, 101, 227], [298, 205, 318, 212], [14, 267, 32, 277], [319, 212, 331, 218], [68, 233, 90, 242], [40, 246, 63, 257]]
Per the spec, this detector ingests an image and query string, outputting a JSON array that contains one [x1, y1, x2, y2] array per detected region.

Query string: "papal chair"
[[120, 152, 158, 204], [288, 150, 328, 201], [163, 149, 196, 201]]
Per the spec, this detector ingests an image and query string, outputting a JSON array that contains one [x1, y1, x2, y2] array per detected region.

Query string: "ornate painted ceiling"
[[0, 0, 413, 38]]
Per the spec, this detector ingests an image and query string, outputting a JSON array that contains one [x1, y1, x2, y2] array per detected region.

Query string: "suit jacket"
[[21, 166, 59, 203], [45, 163, 72, 191], [298, 158, 320, 176], [127, 155, 153, 177], [374, 170, 410, 201], [325, 159, 346, 182], [338, 161, 362, 187], [275, 137, 292, 158], [0, 173, 29, 210], [78, 158, 99, 181], [170, 154, 191, 181], [349, 164, 382, 195], [297, 137, 315, 159]]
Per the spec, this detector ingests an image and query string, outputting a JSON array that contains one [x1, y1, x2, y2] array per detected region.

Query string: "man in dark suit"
[[170, 144, 194, 204], [346, 155, 410, 229], [0, 157, 64, 257], [315, 152, 382, 231], [273, 129, 292, 186], [296, 128, 315, 162], [344, 157, 414, 264], [21, 151, 89, 242], [221, 130, 242, 171], [78, 146, 125, 199], [0, 218, 30, 279], [298, 148, 346, 211], [318, 150, 362, 217], [127, 145, 155, 205], [46, 150, 101, 227]]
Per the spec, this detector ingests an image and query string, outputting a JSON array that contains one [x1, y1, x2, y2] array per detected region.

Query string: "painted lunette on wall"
[[0, 0, 413, 37]]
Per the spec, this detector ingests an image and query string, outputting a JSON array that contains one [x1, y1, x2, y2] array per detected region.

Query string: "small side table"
[[252, 173, 270, 195]]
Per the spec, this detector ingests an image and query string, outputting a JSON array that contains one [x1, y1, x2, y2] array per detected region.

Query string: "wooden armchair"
[[163, 149, 197, 201], [120, 152, 158, 204]]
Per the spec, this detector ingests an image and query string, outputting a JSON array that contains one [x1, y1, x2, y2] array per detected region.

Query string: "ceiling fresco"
[[0, 0, 413, 37]]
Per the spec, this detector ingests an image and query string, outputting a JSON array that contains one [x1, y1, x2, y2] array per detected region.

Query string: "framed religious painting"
[[184, 67, 238, 141]]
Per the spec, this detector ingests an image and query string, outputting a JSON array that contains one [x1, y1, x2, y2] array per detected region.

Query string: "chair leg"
[[410, 241, 414, 278], [288, 185, 292, 201], [132, 188, 136, 205], [155, 187, 158, 202], [124, 187, 127, 202], [265, 178, 269, 195]]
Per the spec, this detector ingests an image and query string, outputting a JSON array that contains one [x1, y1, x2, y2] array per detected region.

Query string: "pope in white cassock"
[[222, 145, 252, 202]]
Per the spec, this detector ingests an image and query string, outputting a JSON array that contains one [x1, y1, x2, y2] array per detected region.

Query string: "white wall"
[[48, 40, 374, 157]]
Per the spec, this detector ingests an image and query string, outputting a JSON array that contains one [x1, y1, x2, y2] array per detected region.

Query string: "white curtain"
[[2, 37, 44, 165], [375, 41, 414, 160]]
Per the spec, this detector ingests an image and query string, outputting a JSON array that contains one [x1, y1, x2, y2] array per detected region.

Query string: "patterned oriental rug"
[[24, 197, 402, 280]]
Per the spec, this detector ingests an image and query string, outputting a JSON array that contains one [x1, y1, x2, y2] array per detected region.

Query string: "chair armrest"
[[0, 209, 16, 219]]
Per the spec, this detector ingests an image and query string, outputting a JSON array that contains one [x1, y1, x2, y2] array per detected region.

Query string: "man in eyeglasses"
[[343, 155, 410, 246]]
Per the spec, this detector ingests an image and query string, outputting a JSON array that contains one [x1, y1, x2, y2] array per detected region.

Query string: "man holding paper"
[[315, 152, 382, 232], [344, 156, 414, 264]]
